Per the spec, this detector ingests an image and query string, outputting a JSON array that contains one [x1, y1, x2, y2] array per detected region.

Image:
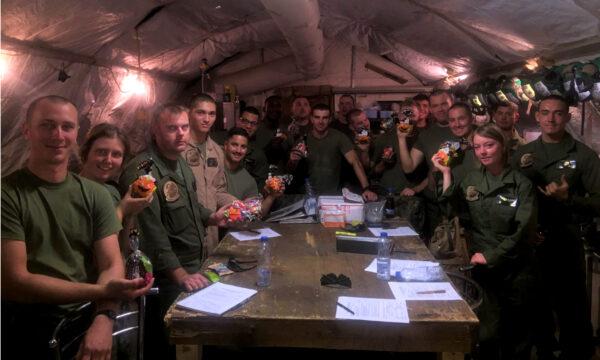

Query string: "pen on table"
[[416, 290, 446, 295], [391, 244, 417, 254], [336, 302, 355, 315]]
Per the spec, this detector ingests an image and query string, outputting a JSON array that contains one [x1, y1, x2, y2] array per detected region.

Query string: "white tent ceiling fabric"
[[1, 0, 599, 173]]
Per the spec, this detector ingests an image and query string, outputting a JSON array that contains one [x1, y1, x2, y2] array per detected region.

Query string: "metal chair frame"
[[49, 288, 158, 360]]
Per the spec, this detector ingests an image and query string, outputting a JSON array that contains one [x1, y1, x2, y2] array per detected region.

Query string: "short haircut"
[[491, 101, 518, 114], [538, 94, 569, 111], [292, 95, 309, 104], [264, 95, 281, 105], [346, 108, 364, 124], [339, 94, 355, 103], [226, 127, 249, 141], [152, 103, 188, 126], [400, 99, 416, 108], [80, 123, 130, 163], [189, 93, 216, 109], [412, 93, 429, 102], [473, 123, 509, 163], [242, 106, 260, 117], [26, 95, 77, 123], [311, 103, 330, 114], [430, 89, 453, 101], [449, 102, 472, 117]]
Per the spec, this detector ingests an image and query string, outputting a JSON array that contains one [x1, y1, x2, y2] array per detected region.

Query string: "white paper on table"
[[176, 282, 257, 315], [335, 296, 409, 323], [229, 228, 281, 241], [369, 226, 418, 237], [365, 259, 439, 274], [388, 282, 462, 301]]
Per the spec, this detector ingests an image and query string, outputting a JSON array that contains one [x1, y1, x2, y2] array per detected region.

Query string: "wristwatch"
[[94, 309, 117, 321]]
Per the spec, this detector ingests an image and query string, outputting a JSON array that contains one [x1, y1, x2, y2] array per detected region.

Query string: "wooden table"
[[166, 222, 478, 359]]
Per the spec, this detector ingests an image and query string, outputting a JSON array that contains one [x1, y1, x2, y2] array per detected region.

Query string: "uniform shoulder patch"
[[465, 185, 480, 201], [519, 153, 534, 168], [185, 148, 201, 166], [164, 180, 180, 202]]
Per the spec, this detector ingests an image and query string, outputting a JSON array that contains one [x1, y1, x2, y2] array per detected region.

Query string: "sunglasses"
[[320, 273, 352, 288]]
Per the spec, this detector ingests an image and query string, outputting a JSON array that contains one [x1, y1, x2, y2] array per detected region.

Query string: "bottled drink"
[[304, 178, 317, 216], [377, 232, 391, 280], [257, 236, 271, 287], [384, 187, 395, 218]]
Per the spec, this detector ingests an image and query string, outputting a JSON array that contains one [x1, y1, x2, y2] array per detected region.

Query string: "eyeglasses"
[[240, 118, 259, 127]]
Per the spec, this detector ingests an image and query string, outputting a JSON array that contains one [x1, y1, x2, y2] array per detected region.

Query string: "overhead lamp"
[[121, 73, 148, 95], [524, 57, 539, 71], [0, 55, 8, 79]]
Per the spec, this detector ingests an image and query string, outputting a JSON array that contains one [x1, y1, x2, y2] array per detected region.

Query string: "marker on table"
[[336, 302, 355, 315], [416, 290, 446, 295]]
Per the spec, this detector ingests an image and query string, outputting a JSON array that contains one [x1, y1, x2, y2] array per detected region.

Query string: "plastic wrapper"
[[294, 141, 308, 157], [224, 198, 262, 224], [125, 229, 153, 284], [382, 146, 394, 160], [132, 158, 156, 198], [435, 141, 464, 167], [355, 129, 370, 144], [131, 174, 157, 198], [265, 174, 293, 193]]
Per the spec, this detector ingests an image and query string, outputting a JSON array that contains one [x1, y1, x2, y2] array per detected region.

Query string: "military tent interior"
[[3, 1, 600, 359], [2, 0, 600, 174]]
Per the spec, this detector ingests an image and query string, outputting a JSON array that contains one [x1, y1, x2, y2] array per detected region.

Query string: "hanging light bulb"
[[121, 73, 148, 95], [0, 54, 9, 79], [525, 57, 539, 71]]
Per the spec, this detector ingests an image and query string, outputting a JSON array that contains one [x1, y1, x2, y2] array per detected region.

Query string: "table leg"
[[176, 344, 202, 360]]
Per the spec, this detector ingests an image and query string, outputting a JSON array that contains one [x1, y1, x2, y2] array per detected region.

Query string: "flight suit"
[[443, 166, 537, 360], [512, 133, 600, 359], [120, 144, 213, 359], [184, 137, 236, 257]]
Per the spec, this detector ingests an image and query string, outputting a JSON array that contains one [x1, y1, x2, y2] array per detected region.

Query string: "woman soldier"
[[432, 123, 537, 360]]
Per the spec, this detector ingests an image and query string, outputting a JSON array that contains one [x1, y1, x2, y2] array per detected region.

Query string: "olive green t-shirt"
[[306, 129, 354, 195], [413, 123, 453, 163], [1, 169, 122, 295], [104, 182, 122, 206], [225, 166, 259, 200]]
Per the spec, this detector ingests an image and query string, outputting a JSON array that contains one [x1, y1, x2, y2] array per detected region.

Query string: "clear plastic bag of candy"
[[125, 229, 154, 284], [224, 198, 263, 227]]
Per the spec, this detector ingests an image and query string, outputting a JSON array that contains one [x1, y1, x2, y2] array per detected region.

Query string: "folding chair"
[[49, 288, 158, 360]]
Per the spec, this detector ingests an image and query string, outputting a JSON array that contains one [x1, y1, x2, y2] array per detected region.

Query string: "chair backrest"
[[445, 271, 483, 311]]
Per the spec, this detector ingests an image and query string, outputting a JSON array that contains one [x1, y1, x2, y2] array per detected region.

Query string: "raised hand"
[[537, 174, 569, 201]]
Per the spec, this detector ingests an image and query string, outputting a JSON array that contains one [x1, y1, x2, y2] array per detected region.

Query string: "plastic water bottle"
[[304, 178, 317, 216], [377, 232, 391, 280], [384, 187, 395, 218], [257, 236, 271, 287]]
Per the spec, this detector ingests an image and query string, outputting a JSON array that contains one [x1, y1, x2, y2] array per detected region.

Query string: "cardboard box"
[[318, 196, 365, 225]]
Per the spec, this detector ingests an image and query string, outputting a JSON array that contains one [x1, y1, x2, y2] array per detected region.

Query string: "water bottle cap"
[[380, 232, 388, 237], [260, 236, 268, 241]]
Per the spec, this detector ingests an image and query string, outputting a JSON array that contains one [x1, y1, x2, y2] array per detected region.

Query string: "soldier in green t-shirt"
[[222, 127, 283, 216], [398, 100, 479, 240], [1, 95, 152, 359], [287, 104, 378, 201], [79, 123, 153, 222]]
